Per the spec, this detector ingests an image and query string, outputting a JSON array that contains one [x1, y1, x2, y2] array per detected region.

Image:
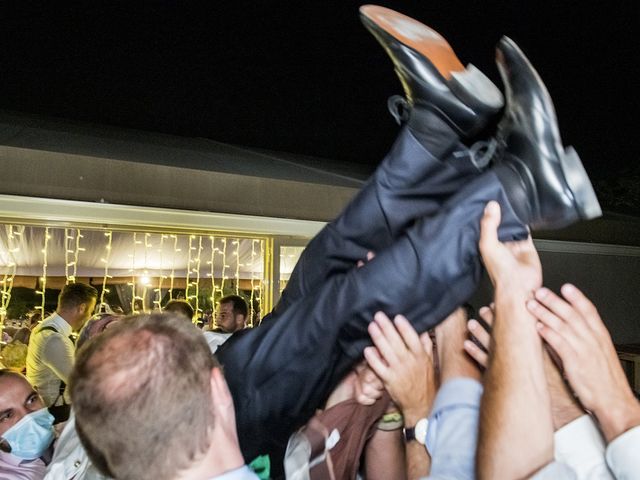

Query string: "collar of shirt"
[[0, 450, 47, 477]]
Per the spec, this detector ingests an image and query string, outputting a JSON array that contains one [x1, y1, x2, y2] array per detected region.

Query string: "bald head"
[[70, 313, 218, 480]]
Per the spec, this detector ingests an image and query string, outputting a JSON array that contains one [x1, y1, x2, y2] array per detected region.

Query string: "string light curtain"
[[0, 225, 23, 331], [35, 227, 51, 316], [64, 228, 84, 284], [168, 234, 179, 301], [153, 234, 167, 311], [99, 231, 113, 312], [0, 226, 272, 323]]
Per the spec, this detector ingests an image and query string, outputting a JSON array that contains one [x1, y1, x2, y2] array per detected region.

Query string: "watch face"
[[414, 418, 428, 445]]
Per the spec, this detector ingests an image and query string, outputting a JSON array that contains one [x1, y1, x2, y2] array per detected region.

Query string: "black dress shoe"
[[494, 37, 602, 230], [360, 5, 504, 139]]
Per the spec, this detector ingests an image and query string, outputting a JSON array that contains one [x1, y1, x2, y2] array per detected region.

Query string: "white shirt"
[[605, 425, 640, 480], [44, 412, 111, 480], [554, 414, 614, 479], [535, 418, 640, 480], [203, 331, 232, 354], [26, 313, 74, 406]]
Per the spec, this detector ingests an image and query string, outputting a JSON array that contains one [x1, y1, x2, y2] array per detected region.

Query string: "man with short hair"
[[69, 313, 257, 480], [163, 299, 195, 320], [203, 295, 249, 354], [26, 282, 97, 408], [215, 295, 248, 333], [0, 370, 56, 479]]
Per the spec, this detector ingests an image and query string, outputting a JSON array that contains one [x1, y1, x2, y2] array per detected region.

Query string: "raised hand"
[[530, 284, 640, 442], [364, 312, 436, 420], [479, 201, 542, 294]]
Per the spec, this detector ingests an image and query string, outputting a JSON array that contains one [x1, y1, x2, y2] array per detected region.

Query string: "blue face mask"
[[1, 408, 55, 459]]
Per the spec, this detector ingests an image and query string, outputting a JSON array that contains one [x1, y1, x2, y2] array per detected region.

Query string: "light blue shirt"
[[209, 465, 259, 480], [424, 377, 483, 480]]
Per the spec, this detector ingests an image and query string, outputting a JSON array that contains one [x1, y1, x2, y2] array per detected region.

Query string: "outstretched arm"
[[365, 312, 435, 479], [476, 201, 554, 479]]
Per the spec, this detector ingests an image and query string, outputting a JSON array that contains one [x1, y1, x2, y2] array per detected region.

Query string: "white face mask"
[[1, 408, 55, 459]]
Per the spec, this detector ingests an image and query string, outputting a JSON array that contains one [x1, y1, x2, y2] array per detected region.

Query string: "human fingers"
[[359, 364, 384, 392], [357, 371, 385, 405], [463, 339, 489, 368], [479, 201, 502, 259], [479, 201, 513, 287], [560, 284, 606, 334], [372, 311, 409, 363], [468, 319, 491, 352], [527, 297, 584, 346], [393, 315, 424, 355], [419, 331, 433, 357], [536, 323, 576, 368], [364, 346, 391, 383], [366, 251, 376, 261], [478, 305, 495, 327], [355, 373, 384, 405], [368, 313, 401, 366], [534, 288, 585, 331]]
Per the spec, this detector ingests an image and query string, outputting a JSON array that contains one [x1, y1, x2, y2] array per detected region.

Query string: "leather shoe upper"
[[495, 36, 601, 230], [360, 5, 503, 140]]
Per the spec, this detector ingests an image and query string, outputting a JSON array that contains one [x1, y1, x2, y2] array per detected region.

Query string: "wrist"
[[593, 394, 640, 443], [402, 407, 430, 426], [494, 284, 534, 305]]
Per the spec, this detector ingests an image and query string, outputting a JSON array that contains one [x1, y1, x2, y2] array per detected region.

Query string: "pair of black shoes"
[[360, 5, 602, 231]]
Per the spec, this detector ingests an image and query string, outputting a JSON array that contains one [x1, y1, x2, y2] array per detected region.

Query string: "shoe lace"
[[452, 138, 499, 171], [387, 95, 410, 125]]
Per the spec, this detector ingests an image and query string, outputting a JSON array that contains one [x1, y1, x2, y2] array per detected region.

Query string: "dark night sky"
[[1, 1, 638, 214]]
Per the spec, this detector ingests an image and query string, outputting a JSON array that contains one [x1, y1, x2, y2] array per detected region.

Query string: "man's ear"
[[210, 367, 233, 409]]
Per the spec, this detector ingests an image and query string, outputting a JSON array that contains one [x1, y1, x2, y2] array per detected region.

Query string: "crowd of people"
[[1, 5, 639, 480]]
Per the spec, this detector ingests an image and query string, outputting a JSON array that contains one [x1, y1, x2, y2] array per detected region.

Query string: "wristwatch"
[[403, 417, 428, 445]]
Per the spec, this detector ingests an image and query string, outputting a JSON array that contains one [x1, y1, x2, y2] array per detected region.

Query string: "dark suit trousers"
[[217, 127, 528, 464]]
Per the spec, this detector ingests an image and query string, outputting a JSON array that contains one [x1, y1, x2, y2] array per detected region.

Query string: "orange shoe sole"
[[360, 5, 465, 80]]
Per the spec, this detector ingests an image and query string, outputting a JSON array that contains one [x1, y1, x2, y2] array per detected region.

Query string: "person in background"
[[163, 299, 194, 321], [43, 313, 123, 480], [0, 341, 28, 374], [203, 295, 248, 354], [0, 370, 56, 480], [26, 283, 97, 422]]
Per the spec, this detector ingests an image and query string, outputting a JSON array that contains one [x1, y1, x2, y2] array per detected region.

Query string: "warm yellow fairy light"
[[64, 228, 83, 284], [99, 231, 113, 311], [64, 229, 72, 283], [191, 236, 203, 323], [209, 235, 216, 318], [73, 229, 84, 282], [233, 239, 241, 296], [169, 234, 179, 301], [139, 233, 152, 313], [35, 227, 50, 315], [154, 234, 167, 311], [185, 235, 195, 308], [220, 238, 228, 294], [249, 239, 257, 327], [130, 232, 139, 314], [0, 225, 22, 331], [258, 239, 264, 321]]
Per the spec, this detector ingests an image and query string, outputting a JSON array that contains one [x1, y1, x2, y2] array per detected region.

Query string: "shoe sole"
[[360, 4, 464, 79], [498, 37, 602, 222], [360, 5, 503, 111]]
